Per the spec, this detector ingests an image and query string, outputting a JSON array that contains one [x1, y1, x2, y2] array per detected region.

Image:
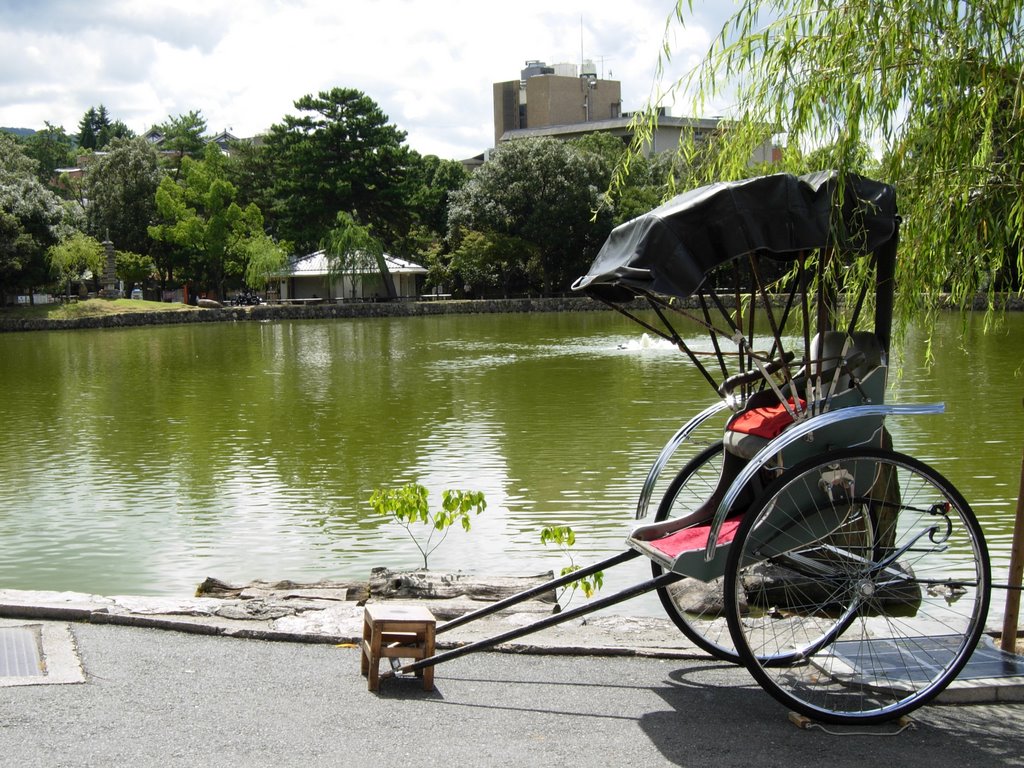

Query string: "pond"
[[0, 310, 1021, 619]]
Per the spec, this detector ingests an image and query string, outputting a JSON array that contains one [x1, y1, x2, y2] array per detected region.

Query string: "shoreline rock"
[[0, 577, 704, 659]]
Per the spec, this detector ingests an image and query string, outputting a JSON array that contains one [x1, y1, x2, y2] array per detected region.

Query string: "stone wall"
[[0, 297, 640, 333], [1, 292, 1020, 334]]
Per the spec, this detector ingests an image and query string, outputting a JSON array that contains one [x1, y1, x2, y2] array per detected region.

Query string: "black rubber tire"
[[724, 447, 990, 724]]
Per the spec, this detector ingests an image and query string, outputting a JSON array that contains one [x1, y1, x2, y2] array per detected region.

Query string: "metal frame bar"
[[703, 402, 947, 561], [633, 400, 730, 520], [391, 558, 679, 677], [435, 550, 639, 635]]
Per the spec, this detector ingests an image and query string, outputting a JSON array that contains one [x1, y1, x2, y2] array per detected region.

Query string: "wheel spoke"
[[724, 448, 989, 724]]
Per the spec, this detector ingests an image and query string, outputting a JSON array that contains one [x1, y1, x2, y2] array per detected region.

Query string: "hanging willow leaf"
[[618, 0, 1024, 339]]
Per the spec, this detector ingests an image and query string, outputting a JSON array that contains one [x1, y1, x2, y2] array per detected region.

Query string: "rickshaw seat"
[[722, 331, 885, 460], [807, 331, 884, 392]]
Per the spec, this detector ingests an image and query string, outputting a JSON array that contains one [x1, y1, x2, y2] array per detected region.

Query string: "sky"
[[0, 0, 732, 160]]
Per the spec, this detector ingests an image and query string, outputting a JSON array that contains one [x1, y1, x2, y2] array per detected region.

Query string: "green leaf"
[[369, 484, 486, 569]]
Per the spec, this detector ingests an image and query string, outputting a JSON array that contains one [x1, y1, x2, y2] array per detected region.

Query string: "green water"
[[0, 311, 1021, 618]]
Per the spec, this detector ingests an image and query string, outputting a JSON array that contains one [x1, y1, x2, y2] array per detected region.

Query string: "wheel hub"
[[851, 581, 876, 602], [857, 579, 876, 598]]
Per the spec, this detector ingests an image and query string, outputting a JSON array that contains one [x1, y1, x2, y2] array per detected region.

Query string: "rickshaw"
[[394, 171, 991, 725]]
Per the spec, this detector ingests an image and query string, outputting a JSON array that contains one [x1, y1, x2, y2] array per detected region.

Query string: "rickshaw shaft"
[[392, 566, 684, 677], [435, 549, 642, 635]]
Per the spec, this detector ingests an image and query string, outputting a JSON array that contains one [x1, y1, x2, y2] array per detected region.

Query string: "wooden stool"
[[360, 603, 436, 692]]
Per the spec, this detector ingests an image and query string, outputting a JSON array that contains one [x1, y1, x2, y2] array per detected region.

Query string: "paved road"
[[2, 621, 1023, 768]]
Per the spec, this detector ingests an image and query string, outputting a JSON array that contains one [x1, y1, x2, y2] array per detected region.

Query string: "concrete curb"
[[3, 588, 1022, 704], [0, 588, 703, 658]]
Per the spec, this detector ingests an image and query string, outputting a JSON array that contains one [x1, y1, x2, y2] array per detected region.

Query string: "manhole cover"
[[0, 626, 43, 677]]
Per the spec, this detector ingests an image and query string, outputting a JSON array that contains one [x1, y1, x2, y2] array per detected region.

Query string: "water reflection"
[[0, 312, 1021, 622]]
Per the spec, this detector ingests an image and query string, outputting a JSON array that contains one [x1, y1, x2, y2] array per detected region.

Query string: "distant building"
[[493, 60, 621, 146], [273, 251, 428, 302], [492, 59, 780, 164], [144, 128, 242, 155]]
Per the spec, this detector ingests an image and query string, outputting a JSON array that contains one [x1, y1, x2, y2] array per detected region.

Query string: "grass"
[[0, 298, 200, 321]]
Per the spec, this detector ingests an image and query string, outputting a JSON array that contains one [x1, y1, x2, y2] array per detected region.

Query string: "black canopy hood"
[[572, 171, 897, 303]]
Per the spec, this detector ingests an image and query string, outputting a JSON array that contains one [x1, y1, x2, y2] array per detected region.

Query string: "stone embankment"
[[0, 297, 639, 333], [2, 293, 1020, 334], [0, 570, 696, 657]]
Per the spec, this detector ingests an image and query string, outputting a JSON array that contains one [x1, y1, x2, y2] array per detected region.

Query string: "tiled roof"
[[277, 250, 427, 277]]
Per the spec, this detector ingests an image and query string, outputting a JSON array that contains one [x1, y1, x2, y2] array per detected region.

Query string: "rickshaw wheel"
[[724, 447, 990, 724], [652, 441, 742, 664]]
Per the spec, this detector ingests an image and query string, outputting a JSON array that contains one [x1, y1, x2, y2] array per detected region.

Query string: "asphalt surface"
[[2, 621, 1023, 768]]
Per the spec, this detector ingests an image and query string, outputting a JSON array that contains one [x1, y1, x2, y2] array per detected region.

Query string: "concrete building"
[[501, 112, 778, 164], [492, 60, 779, 164], [493, 60, 621, 146]]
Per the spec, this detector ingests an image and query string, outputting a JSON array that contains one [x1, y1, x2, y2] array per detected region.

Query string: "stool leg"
[[422, 623, 435, 691], [367, 623, 383, 692], [360, 616, 371, 678]]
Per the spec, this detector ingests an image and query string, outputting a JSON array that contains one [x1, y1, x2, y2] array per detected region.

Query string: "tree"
[[223, 138, 278, 230], [149, 143, 277, 298], [323, 211, 393, 299], [156, 110, 208, 171], [634, 0, 1024, 326], [84, 137, 162, 256], [0, 132, 78, 300], [47, 232, 104, 297], [75, 105, 132, 151], [447, 138, 613, 294], [406, 153, 470, 237], [570, 132, 683, 225], [446, 229, 534, 298], [388, 152, 471, 266], [369, 483, 486, 570], [23, 122, 75, 185], [241, 233, 287, 291], [116, 249, 157, 292], [76, 107, 101, 151], [262, 88, 417, 254]]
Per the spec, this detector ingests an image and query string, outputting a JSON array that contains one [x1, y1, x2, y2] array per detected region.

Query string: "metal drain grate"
[[0, 626, 44, 677]]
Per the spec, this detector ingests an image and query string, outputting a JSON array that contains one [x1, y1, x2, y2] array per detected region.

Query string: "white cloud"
[[0, 0, 730, 158]]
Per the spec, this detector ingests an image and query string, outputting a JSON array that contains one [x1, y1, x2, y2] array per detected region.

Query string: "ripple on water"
[[0, 313, 1020, 608]]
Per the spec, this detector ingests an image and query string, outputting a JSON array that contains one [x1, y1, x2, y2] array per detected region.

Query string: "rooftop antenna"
[[580, 15, 585, 71]]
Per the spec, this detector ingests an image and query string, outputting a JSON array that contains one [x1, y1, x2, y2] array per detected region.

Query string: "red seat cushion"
[[728, 398, 805, 439], [649, 517, 742, 558]]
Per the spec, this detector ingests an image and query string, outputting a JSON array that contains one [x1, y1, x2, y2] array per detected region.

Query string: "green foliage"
[[262, 88, 417, 255], [369, 483, 487, 570], [148, 143, 275, 298], [406, 153, 470, 236], [629, 0, 1024, 332], [84, 137, 162, 257], [47, 232, 104, 290], [323, 211, 392, 298], [447, 229, 535, 297], [570, 131, 628, 171], [116, 249, 157, 289], [241, 234, 288, 290], [447, 138, 613, 294], [156, 110, 209, 170], [0, 132, 79, 295], [22, 122, 75, 184], [76, 105, 132, 150], [540, 525, 604, 601]]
